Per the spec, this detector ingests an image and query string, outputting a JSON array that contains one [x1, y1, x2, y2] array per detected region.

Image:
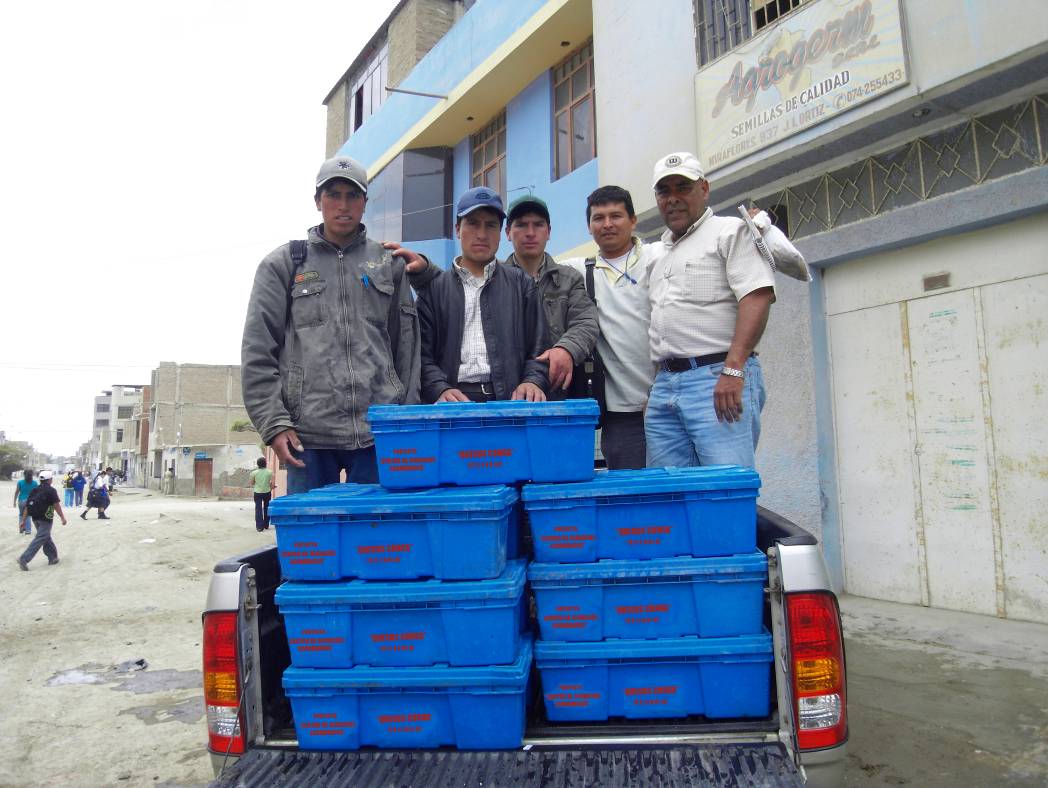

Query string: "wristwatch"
[[720, 366, 745, 378]]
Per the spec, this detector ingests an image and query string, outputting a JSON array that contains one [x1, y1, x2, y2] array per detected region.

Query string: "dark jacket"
[[241, 225, 421, 449], [415, 260, 549, 402], [503, 252, 599, 365]]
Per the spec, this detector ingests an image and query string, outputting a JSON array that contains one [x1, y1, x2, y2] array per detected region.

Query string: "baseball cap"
[[456, 187, 506, 220], [316, 156, 368, 194], [506, 195, 550, 224], [39, 470, 54, 480], [652, 152, 705, 189]]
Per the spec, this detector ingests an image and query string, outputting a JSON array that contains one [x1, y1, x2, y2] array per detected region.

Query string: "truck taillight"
[[786, 592, 847, 750], [203, 611, 245, 755]]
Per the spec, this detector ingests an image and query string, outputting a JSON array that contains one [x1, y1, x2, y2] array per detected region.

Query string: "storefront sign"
[[194, 452, 208, 460], [696, 0, 909, 172]]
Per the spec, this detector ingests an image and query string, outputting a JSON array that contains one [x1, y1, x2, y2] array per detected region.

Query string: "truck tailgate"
[[209, 744, 804, 787]]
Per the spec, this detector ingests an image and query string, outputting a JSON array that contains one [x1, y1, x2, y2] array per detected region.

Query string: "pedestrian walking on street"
[[13, 469, 38, 535], [249, 457, 275, 531], [71, 470, 86, 506], [62, 472, 75, 507], [81, 470, 111, 520], [17, 470, 67, 570]]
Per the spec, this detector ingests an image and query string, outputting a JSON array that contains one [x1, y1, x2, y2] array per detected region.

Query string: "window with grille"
[[752, 0, 806, 30], [552, 40, 596, 180], [471, 111, 507, 204], [117, 406, 133, 419], [95, 403, 109, 413], [694, 0, 808, 66], [116, 429, 124, 442]]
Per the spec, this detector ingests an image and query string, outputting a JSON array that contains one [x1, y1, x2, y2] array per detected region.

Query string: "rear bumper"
[[800, 742, 847, 787]]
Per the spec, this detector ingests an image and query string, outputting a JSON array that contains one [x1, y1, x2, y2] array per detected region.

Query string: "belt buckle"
[[480, 382, 493, 396]]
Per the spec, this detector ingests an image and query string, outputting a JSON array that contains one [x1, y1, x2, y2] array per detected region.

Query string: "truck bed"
[[210, 743, 804, 787], [208, 508, 818, 786]]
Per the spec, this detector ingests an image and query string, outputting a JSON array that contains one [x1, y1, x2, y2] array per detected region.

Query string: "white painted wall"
[[825, 213, 1048, 622], [592, 0, 697, 219]]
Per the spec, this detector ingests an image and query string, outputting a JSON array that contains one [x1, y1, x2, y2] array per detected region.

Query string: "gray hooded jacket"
[[241, 225, 421, 449]]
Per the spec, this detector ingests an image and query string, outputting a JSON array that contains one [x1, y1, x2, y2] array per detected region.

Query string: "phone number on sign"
[[834, 67, 904, 109]]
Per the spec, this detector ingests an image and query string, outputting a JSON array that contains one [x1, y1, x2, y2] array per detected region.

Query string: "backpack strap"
[[584, 257, 597, 305], [289, 240, 308, 271]]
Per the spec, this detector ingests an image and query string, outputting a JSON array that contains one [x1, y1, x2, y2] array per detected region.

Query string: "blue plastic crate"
[[316, 482, 523, 560], [270, 484, 517, 581], [276, 560, 527, 668], [523, 467, 760, 562], [368, 400, 599, 489], [528, 553, 767, 641], [284, 637, 532, 750], [535, 634, 772, 722]]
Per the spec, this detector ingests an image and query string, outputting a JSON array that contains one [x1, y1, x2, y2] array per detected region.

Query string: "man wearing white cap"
[[644, 152, 776, 469], [242, 156, 421, 493], [16, 470, 67, 570]]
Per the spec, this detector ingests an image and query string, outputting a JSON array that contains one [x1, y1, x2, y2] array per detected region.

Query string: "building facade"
[[147, 363, 261, 497], [326, 0, 1047, 623]]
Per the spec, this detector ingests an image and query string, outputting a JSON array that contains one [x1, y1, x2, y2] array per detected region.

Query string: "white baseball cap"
[[652, 152, 705, 189], [39, 470, 54, 480]]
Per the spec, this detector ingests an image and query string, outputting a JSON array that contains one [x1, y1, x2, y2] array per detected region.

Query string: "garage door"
[[825, 212, 1048, 622]]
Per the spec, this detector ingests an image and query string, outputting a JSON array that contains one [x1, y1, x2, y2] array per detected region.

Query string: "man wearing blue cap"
[[415, 187, 549, 403]]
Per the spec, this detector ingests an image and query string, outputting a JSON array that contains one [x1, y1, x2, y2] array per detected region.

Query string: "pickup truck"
[[202, 506, 848, 786]]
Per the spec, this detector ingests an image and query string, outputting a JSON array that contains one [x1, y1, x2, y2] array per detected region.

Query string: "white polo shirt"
[[561, 238, 663, 411], [646, 208, 775, 363]]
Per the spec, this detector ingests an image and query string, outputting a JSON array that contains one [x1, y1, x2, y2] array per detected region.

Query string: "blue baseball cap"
[[456, 187, 506, 220]]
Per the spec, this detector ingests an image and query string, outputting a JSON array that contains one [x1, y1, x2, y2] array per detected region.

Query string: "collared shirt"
[[453, 257, 496, 383], [561, 237, 663, 411], [646, 208, 775, 362]]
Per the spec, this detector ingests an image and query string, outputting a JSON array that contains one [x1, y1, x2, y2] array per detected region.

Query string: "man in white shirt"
[[644, 152, 776, 469], [561, 186, 661, 469]]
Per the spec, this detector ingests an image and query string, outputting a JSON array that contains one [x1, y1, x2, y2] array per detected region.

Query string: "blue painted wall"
[[409, 70, 599, 268], [338, 0, 548, 166]]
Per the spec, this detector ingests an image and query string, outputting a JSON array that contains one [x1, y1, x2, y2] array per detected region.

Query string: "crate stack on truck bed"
[[270, 400, 599, 751], [525, 466, 774, 722]]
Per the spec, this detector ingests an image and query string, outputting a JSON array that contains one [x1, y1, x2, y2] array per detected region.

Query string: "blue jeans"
[[285, 446, 379, 495], [645, 356, 767, 469], [63, 489, 75, 506]]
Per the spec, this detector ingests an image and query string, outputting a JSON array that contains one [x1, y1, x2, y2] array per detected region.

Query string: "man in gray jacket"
[[241, 156, 421, 493]]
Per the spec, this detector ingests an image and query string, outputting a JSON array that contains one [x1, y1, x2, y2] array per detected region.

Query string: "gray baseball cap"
[[316, 156, 368, 194]]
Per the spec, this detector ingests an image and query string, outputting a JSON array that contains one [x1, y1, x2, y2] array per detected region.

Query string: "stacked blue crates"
[[523, 467, 775, 723], [271, 400, 600, 751]]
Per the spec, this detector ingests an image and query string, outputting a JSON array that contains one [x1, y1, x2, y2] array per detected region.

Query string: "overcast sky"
[[0, 0, 398, 457]]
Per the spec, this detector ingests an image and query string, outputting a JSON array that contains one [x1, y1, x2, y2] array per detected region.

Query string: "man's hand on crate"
[[512, 382, 546, 402], [437, 388, 472, 403]]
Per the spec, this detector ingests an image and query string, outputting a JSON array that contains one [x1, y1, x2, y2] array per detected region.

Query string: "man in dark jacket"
[[241, 156, 421, 492], [416, 187, 549, 403]]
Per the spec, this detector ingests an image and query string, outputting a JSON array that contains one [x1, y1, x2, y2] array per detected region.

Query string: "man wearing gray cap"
[[644, 152, 776, 470], [241, 156, 421, 493], [414, 187, 549, 403]]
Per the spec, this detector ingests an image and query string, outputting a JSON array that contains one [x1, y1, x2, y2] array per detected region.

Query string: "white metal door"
[[826, 214, 1048, 622]]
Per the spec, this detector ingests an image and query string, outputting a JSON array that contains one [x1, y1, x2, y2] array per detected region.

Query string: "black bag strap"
[[584, 257, 596, 304], [289, 240, 308, 270]]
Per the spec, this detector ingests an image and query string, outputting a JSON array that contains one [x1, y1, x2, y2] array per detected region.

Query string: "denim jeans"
[[645, 356, 766, 469], [285, 446, 379, 494], [63, 489, 75, 507]]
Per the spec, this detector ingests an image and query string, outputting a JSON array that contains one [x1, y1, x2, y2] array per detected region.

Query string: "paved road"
[[2, 482, 1045, 786]]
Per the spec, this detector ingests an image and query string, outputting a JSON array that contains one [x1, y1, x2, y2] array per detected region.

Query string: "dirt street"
[[1, 483, 265, 787], [2, 482, 1047, 787]]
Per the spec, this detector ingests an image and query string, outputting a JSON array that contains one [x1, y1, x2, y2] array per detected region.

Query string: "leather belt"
[[457, 381, 495, 396], [660, 352, 754, 373]]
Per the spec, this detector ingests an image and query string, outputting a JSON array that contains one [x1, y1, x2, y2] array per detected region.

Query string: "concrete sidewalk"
[[839, 594, 1048, 786]]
